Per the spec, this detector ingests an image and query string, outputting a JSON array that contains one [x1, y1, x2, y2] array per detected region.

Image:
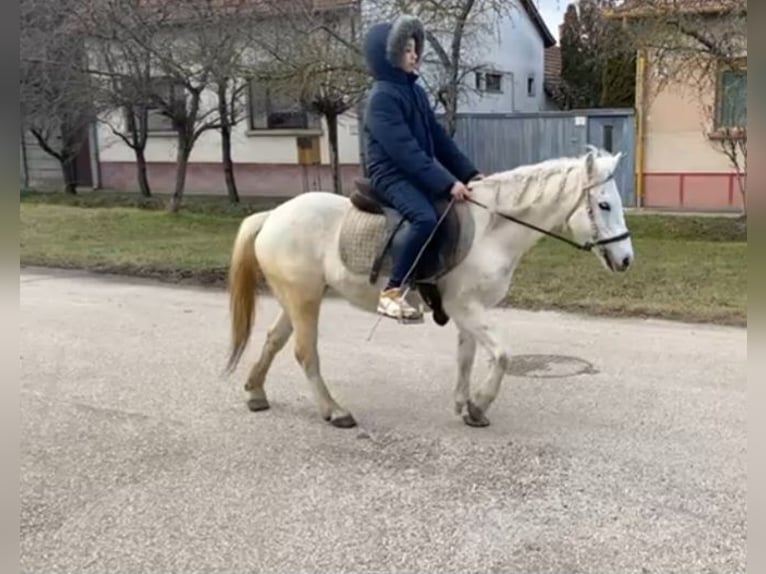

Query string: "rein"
[[466, 172, 631, 252]]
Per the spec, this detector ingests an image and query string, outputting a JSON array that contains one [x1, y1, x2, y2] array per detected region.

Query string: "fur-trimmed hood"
[[363, 15, 425, 84]]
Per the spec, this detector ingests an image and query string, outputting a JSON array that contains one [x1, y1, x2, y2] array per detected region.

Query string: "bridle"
[[465, 168, 631, 253]]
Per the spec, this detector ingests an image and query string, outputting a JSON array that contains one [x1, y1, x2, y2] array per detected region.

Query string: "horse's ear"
[[585, 149, 596, 177]]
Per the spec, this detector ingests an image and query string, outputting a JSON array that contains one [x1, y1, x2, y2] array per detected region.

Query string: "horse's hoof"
[[247, 398, 270, 412], [330, 414, 357, 429], [463, 412, 490, 427], [463, 401, 490, 427]]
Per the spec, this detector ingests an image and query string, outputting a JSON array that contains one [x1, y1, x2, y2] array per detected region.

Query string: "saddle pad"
[[338, 207, 395, 276], [337, 202, 476, 280]]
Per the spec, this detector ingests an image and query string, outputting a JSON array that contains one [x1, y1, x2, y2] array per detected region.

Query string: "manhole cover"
[[506, 354, 598, 379]]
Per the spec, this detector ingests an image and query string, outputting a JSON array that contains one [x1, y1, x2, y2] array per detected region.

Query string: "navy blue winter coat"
[[362, 16, 479, 200]]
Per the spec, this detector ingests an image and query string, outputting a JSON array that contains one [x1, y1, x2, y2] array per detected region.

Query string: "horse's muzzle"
[[604, 250, 632, 272]]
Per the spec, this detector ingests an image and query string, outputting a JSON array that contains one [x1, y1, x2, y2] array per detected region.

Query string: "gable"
[[518, 0, 556, 48]]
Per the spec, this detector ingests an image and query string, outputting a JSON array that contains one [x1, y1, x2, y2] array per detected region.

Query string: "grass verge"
[[20, 189, 286, 216], [20, 198, 746, 326]]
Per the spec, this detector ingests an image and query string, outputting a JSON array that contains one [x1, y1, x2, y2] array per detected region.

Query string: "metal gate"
[[356, 107, 637, 207], [450, 109, 636, 206]]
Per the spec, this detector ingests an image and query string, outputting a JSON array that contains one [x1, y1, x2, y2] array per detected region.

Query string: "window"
[[716, 65, 746, 129], [527, 75, 536, 97], [475, 71, 503, 93], [145, 77, 186, 132], [248, 79, 320, 131], [485, 72, 502, 93]]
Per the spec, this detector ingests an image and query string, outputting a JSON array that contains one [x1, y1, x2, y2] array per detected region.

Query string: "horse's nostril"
[[622, 256, 631, 268]]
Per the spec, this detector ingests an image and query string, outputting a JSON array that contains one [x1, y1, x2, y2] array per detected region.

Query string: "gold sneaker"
[[377, 287, 423, 322]]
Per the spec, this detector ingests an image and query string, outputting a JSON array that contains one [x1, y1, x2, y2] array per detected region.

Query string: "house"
[[95, 0, 362, 199], [606, 0, 747, 211], [89, 0, 556, 198], [413, 0, 557, 115]]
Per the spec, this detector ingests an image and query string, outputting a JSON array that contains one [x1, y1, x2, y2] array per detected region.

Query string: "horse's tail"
[[226, 209, 271, 373]]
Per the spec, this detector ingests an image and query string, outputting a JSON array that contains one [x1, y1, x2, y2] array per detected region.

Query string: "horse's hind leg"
[[454, 327, 477, 415], [244, 308, 292, 412], [285, 289, 356, 429]]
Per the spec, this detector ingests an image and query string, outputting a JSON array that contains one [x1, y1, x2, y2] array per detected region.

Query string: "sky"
[[532, 0, 568, 43]]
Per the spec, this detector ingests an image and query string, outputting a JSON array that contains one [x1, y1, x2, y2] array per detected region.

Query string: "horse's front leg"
[[451, 302, 509, 427], [454, 327, 477, 416]]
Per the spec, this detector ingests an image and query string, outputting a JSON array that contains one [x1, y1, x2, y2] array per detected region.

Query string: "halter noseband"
[[579, 169, 632, 250]]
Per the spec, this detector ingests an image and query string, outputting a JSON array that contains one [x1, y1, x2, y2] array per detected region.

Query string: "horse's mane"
[[473, 148, 614, 217]]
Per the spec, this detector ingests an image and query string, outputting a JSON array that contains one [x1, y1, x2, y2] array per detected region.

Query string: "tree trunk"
[[169, 140, 190, 213], [444, 88, 458, 137], [326, 112, 341, 194], [444, 0, 474, 137], [217, 80, 239, 203], [221, 124, 239, 203], [736, 173, 746, 216], [738, 140, 746, 216], [59, 156, 77, 195], [127, 107, 151, 197], [438, 81, 459, 136], [135, 148, 151, 198]]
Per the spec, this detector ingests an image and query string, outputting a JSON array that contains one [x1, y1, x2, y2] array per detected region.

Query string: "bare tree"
[[80, 0, 158, 197], [709, 127, 746, 211], [204, 2, 260, 204], [147, 2, 233, 212], [368, 0, 514, 135], [256, 0, 369, 195], [615, 0, 746, 91], [612, 0, 747, 213], [213, 76, 250, 204], [85, 0, 258, 206], [20, 0, 95, 194], [88, 1, 259, 211]]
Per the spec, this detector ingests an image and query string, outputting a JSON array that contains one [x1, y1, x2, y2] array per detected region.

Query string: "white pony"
[[225, 148, 634, 428]]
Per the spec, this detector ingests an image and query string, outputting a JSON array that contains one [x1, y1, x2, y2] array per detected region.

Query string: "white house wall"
[[96, 89, 363, 197], [460, 5, 546, 114], [97, 109, 361, 166]]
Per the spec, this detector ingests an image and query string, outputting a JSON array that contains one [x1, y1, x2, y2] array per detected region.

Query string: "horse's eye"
[[598, 202, 611, 212]]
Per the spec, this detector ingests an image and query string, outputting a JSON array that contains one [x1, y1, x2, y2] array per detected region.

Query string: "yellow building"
[[608, 0, 746, 211]]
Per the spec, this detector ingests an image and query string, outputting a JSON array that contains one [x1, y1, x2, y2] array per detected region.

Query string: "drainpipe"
[[89, 121, 101, 190], [635, 49, 647, 208], [20, 123, 29, 190]]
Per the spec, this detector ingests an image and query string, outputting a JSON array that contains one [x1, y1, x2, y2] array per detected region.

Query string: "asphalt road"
[[19, 268, 746, 574]]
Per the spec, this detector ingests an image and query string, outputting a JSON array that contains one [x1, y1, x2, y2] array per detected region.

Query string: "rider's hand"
[[450, 181, 471, 201]]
